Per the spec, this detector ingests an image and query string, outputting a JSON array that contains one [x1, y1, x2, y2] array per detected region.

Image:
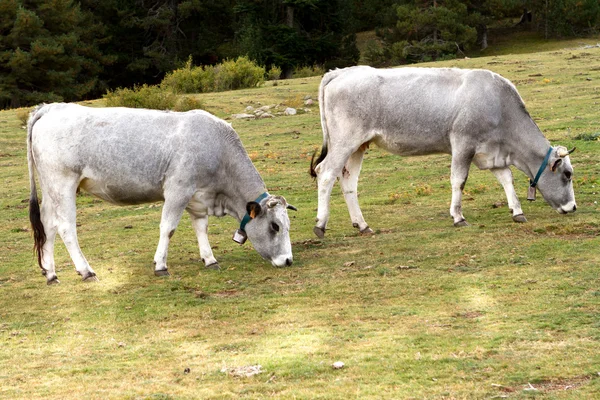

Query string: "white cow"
[[28, 103, 295, 284], [310, 66, 576, 237]]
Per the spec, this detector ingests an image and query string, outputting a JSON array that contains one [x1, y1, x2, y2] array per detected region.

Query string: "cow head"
[[537, 146, 576, 214], [244, 195, 295, 267]]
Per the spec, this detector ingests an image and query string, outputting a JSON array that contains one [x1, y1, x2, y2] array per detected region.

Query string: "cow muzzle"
[[557, 201, 577, 214], [271, 255, 293, 268]]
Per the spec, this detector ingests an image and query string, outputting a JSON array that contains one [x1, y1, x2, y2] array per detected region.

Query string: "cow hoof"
[[313, 226, 326, 239], [205, 262, 221, 271], [359, 227, 374, 235], [154, 269, 170, 277], [82, 274, 99, 282], [512, 214, 527, 223], [454, 219, 469, 227], [46, 276, 60, 285], [77, 271, 97, 282]]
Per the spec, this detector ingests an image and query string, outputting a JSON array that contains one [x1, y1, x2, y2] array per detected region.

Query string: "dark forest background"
[[1, 0, 599, 109]]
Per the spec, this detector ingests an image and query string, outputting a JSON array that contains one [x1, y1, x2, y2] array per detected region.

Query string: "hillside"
[[1, 42, 599, 398]]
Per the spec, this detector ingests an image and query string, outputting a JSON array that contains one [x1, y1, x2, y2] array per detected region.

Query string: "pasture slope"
[[1, 39, 600, 399]]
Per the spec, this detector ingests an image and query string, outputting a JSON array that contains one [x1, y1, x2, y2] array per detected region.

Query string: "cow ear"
[[246, 202, 262, 219], [551, 158, 562, 172]]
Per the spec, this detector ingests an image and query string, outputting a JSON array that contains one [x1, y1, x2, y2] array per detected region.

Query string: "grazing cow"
[[310, 66, 576, 238], [28, 103, 295, 285]]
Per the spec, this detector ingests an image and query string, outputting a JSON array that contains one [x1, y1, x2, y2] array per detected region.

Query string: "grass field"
[[1, 38, 600, 399]]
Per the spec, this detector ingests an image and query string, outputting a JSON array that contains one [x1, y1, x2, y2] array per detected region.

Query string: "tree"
[[234, 0, 359, 78], [379, 0, 478, 63], [0, 0, 112, 109], [351, 0, 404, 32], [79, 0, 237, 89], [527, 0, 600, 37]]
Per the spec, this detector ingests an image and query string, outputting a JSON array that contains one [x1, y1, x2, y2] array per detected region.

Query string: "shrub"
[[104, 84, 178, 110], [173, 96, 204, 112], [103, 84, 204, 112], [292, 64, 325, 78], [267, 66, 282, 81], [160, 57, 200, 94], [15, 108, 31, 126], [215, 56, 265, 91], [161, 56, 265, 94], [363, 40, 388, 67]]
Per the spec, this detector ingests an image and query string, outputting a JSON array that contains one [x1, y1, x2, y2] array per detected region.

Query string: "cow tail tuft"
[[27, 104, 47, 273], [309, 145, 327, 178]]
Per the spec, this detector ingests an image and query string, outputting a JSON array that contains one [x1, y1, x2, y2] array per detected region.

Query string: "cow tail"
[[310, 69, 343, 178], [27, 104, 47, 273]]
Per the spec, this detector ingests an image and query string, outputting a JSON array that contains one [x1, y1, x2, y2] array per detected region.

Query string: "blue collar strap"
[[239, 192, 269, 232], [530, 147, 553, 188]]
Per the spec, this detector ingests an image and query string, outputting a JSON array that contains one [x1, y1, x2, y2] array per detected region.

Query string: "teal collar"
[[239, 192, 269, 232], [530, 147, 553, 188]]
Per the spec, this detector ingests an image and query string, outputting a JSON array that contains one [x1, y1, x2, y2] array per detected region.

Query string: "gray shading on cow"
[[309, 66, 576, 238], [28, 103, 296, 285]]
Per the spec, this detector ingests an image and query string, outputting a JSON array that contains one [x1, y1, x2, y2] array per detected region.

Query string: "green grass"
[[2, 38, 600, 399]]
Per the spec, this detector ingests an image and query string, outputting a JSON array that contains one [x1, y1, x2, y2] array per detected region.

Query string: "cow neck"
[[221, 150, 267, 223], [510, 126, 551, 181]]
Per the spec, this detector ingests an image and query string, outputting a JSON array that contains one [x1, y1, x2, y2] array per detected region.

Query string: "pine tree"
[[78, 0, 237, 90], [234, 0, 358, 77], [381, 0, 477, 63], [0, 0, 112, 109], [528, 0, 600, 37]]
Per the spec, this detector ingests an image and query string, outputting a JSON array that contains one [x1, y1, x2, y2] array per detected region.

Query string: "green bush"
[[160, 57, 200, 94], [103, 84, 203, 111], [173, 96, 204, 112], [104, 84, 177, 110], [16, 108, 31, 126], [267, 66, 282, 81], [363, 40, 388, 67], [161, 56, 265, 94], [215, 57, 265, 90], [292, 64, 325, 78]]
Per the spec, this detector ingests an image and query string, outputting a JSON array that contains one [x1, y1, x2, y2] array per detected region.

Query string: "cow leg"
[[39, 198, 60, 284], [187, 212, 220, 270], [339, 148, 372, 234], [449, 151, 473, 227], [491, 167, 526, 223], [153, 196, 189, 276], [54, 188, 98, 281], [314, 150, 353, 238]]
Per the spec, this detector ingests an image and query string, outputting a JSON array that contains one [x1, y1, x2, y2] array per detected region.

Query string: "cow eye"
[[271, 222, 280, 232], [565, 171, 572, 180]]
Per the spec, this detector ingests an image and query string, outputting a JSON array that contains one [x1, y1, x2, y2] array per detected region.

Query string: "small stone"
[[259, 113, 274, 119], [284, 107, 297, 116], [304, 98, 314, 106], [245, 106, 255, 112], [232, 113, 255, 120], [332, 361, 345, 369]]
